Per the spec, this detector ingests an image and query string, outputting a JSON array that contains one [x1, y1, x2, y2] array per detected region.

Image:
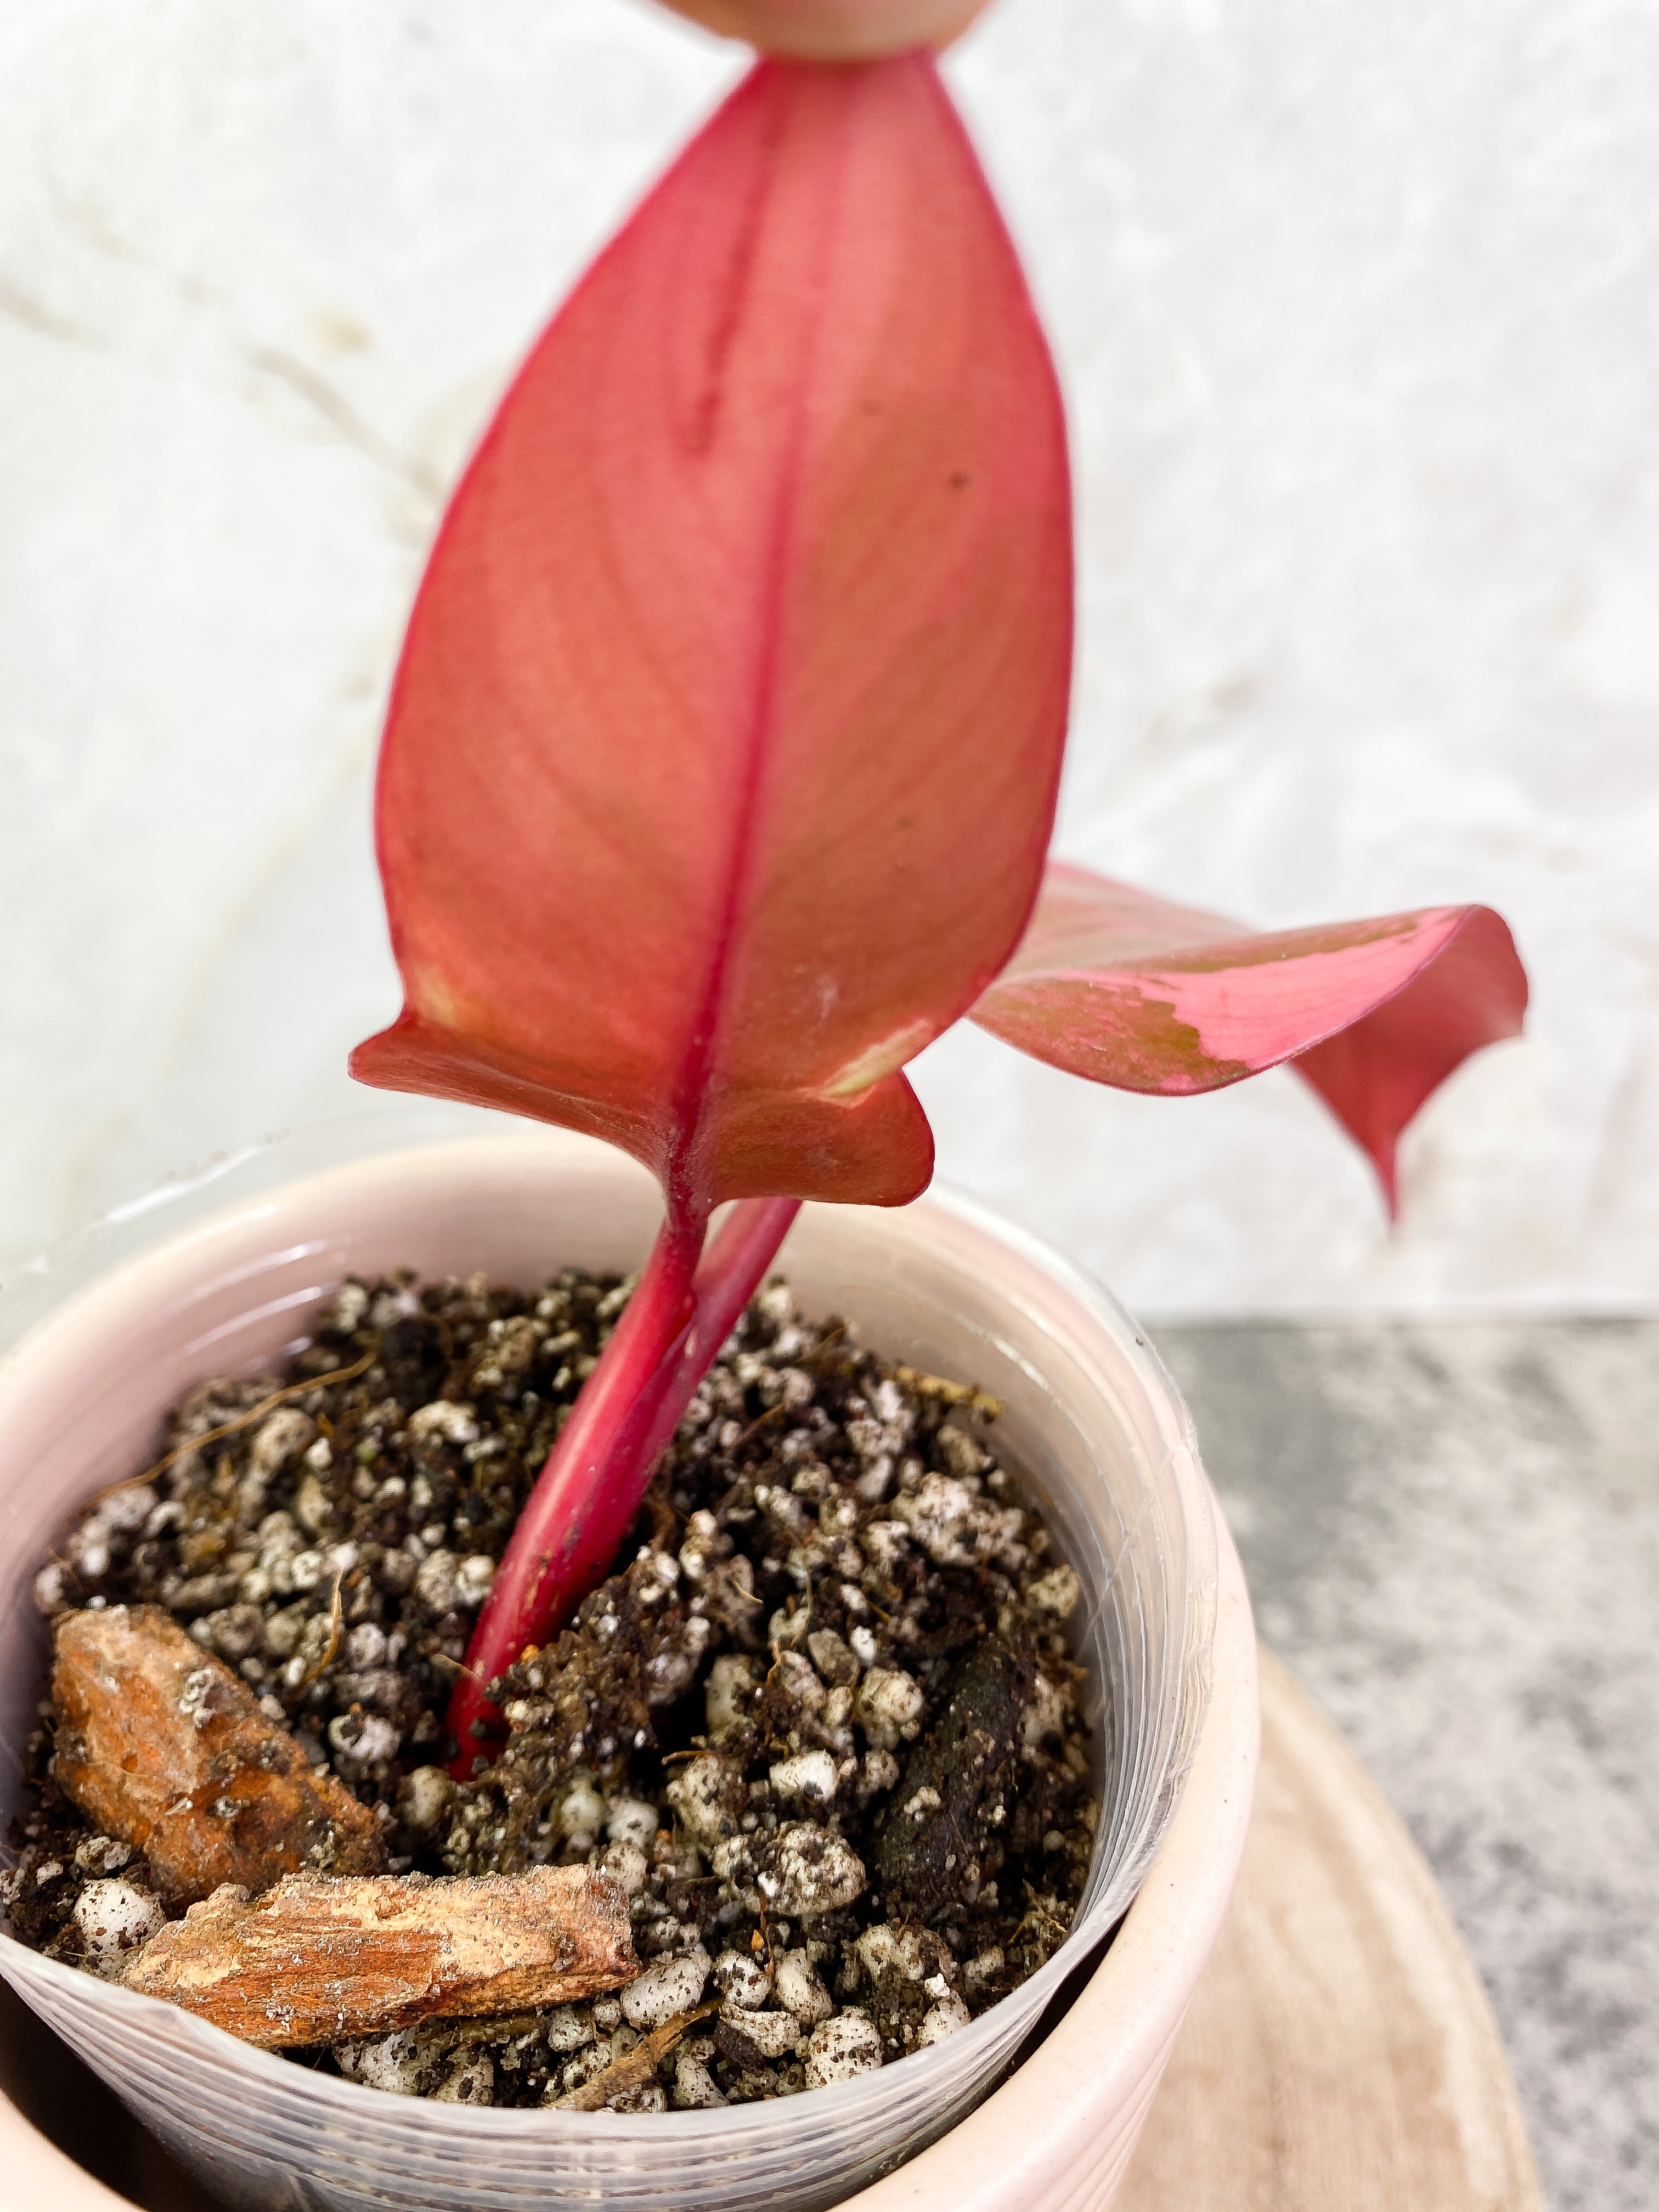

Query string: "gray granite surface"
[[1154, 1317, 1658, 2212]]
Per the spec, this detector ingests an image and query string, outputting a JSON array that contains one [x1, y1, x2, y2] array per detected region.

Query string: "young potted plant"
[[0, 5, 1524, 2208]]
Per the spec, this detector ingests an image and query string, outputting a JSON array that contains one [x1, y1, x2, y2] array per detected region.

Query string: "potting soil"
[[4, 1266, 1098, 2108]]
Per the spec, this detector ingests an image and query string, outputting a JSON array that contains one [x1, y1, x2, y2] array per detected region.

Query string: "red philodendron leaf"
[[348, 52, 1071, 1764], [970, 862, 1528, 1210], [351, 53, 1071, 1225]]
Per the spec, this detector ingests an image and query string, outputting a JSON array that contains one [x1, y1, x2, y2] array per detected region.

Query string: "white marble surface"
[[3, 0, 1658, 1313]]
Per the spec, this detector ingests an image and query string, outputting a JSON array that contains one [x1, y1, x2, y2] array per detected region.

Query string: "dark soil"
[[3, 1267, 1099, 2109]]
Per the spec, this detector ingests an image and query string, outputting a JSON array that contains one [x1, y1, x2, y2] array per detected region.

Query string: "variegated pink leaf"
[[970, 862, 1527, 1209]]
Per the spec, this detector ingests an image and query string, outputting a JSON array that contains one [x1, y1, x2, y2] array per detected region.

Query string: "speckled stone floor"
[[1154, 1317, 1659, 2212]]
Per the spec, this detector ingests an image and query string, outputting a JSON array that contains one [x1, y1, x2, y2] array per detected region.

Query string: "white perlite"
[[407, 1401, 479, 1446], [769, 1750, 839, 1806], [1026, 1563, 1082, 1621], [1022, 1673, 1071, 1758], [664, 1754, 740, 1855], [327, 1710, 400, 1765], [431, 2053, 494, 2105], [713, 1948, 772, 2011], [773, 1949, 835, 2025], [854, 1921, 930, 1985], [453, 1554, 495, 1609], [556, 1773, 607, 1843], [893, 1473, 1025, 1572], [600, 1839, 649, 1898], [918, 1992, 973, 2046], [963, 1946, 1005, 1994], [704, 1654, 758, 1740], [398, 1765, 452, 1836], [607, 2080, 666, 2114], [803, 2010, 883, 2087], [605, 1796, 659, 1853], [249, 1409, 315, 1478], [759, 1824, 866, 1918], [619, 1946, 711, 2031], [726, 2009, 800, 2059], [71, 1879, 163, 1971], [672, 2051, 725, 2109], [335, 2030, 425, 2097], [852, 1666, 924, 1752], [411, 1549, 460, 1615], [541, 2006, 596, 2054]]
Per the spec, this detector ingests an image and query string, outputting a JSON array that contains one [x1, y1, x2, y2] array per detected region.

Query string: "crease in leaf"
[[816, 1017, 941, 1099]]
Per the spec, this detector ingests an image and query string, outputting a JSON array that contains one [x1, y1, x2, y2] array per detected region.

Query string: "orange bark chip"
[[51, 1604, 386, 1906], [122, 1866, 638, 2048]]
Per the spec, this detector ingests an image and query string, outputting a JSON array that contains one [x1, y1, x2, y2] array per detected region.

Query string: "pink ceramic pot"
[[0, 1115, 1257, 2211]]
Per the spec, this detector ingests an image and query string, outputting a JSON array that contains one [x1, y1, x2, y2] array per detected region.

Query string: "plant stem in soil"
[[445, 1195, 801, 1771]]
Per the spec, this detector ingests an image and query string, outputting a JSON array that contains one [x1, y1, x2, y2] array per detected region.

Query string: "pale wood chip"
[[123, 1867, 637, 2049], [52, 1604, 386, 1906], [888, 1365, 1004, 1420], [553, 2001, 719, 2111]]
